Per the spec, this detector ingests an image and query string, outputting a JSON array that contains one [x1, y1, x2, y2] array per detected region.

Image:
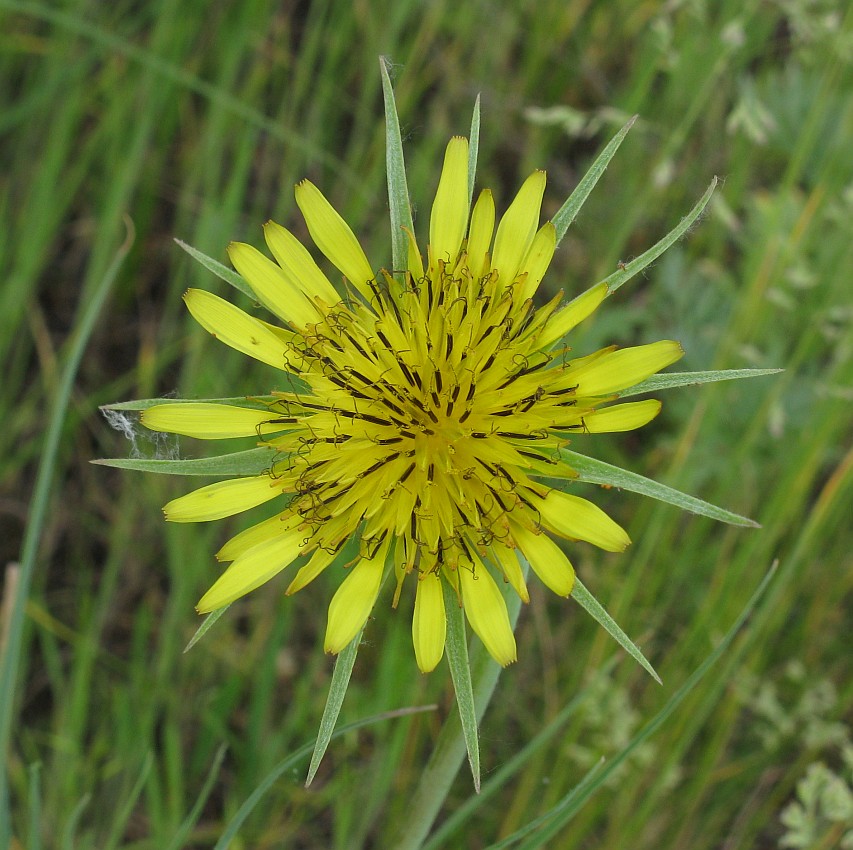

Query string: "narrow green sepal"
[[175, 239, 257, 301], [561, 449, 759, 527], [102, 396, 278, 412], [184, 605, 231, 653], [443, 579, 481, 791], [552, 115, 637, 246], [618, 368, 783, 398], [380, 57, 414, 287], [571, 578, 661, 684], [467, 94, 481, 208], [598, 177, 718, 296], [93, 446, 276, 477], [305, 626, 363, 787]]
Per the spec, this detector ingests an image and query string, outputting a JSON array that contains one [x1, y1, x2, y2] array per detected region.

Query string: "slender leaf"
[[490, 563, 778, 849], [598, 177, 718, 295], [94, 447, 276, 477], [443, 578, 480, 791], [183, 606, 232, 653], [380, 57, 414, 282], [305, 626, 364, 787], [468, 95, 481, 207], [561, 450, 759, 527], [617, 368, 783, 398], [571, 578, 660, 682], [552, 115, 637, 245], [175, 239, 257, 300]]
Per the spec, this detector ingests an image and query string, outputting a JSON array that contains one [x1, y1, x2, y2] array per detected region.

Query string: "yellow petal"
[[184, 288, 290, 371], [517, 222, 556, 300], [285, 546, 338, 595], [466, 189, 495, 279], [567, 340, 684, 396], [489, 543, 529, 603], [536, 490, 631, 552], [262, 220, 341, 304], [491, 170, 546, 285], [429, 137, 469, 267], [510, 523, 575, 596], [227, 241, 316, 328], [580, 399, 662, 433], [458, 558, 517, 667], [412, 572, 446, 672], [324, 539, 390, 654], [295, 180, 375, 301], [142, 403, 289, 439], [196, 528, 306, 612], [217, 512, 300, 561], [537, 282, 608, 348], [164, 476, 279, 522]]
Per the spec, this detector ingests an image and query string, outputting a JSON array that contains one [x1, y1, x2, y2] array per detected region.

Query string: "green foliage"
[[2, 0, 852, 848]]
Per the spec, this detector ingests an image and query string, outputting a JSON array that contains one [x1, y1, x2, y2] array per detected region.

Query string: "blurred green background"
[[2, 0, 851, 847]]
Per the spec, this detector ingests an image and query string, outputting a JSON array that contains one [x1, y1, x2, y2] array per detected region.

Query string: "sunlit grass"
[[2, 0, 851, 847]]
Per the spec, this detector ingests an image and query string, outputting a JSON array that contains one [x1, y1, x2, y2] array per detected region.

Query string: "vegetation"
[[1, 0, 851, 847]]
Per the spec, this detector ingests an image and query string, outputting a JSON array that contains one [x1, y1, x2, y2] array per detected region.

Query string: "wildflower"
[[141, 135, 683, 672]]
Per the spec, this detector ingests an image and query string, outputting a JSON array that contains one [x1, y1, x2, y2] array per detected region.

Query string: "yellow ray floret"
[[141, 403, 290, 440], [164, 475, 280, 522], [295, 180, 375, 301], [458, 556, 517, 667], [413, 572, 446, 673], [324, 539, 391, 654], [430, 136, 470, 267], [183, 289, 290, 371]]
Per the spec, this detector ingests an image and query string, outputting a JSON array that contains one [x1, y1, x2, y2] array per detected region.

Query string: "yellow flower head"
[[142, 135, 683, 672]]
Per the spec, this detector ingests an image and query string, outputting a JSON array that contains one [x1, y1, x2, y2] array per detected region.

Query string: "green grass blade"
[[552, 115, 637, 245], [599, 177, 718, 296], [215, 707, 434, 850], [305, 627, 363, 787], [561, 450, 760, 527], [617, 368, 783, 398], [27, 763, 42, 850], [380, 57, 414, 281], [571, 578, 660, 683], [60, 795, 91, 850], [175, 239, 256, 301], [0, 0, 359, 189], [94, 447, 275, 477], [443, 578, 480, 791], [184, 607, 232, 653], [103, 752, 153, 850], [468, 95, 481, 207], [0, 223, 131, 841], [489, 563, 779, 849], [164, 744, 227, 850]]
